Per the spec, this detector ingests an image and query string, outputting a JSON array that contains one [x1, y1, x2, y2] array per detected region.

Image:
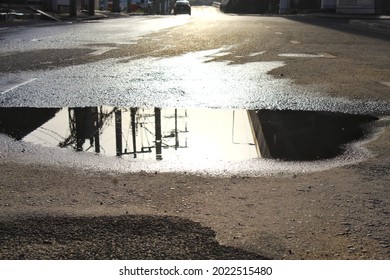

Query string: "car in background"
[[173, 0, 191, 15], [137, 1, 153, 12]]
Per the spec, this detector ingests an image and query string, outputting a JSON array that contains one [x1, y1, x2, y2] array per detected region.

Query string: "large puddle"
[[0, 107, 377, 163]]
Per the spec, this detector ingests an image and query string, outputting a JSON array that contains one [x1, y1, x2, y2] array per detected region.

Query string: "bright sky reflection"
[[22, 107, 259, 161]]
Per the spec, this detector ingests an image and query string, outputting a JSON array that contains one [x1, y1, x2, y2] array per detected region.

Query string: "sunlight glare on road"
[[190, 5, 223, 18], [0, 47, 287, 109]]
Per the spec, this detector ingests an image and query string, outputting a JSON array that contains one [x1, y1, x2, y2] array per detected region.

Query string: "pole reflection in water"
[[19, 107, 258, 161], [115, 109, 122, 156], [154, 108, 162, 160]]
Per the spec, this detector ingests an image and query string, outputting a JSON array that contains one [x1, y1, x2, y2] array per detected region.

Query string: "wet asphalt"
[[0, 7, 389, 113], [0, 6, 389, 173]]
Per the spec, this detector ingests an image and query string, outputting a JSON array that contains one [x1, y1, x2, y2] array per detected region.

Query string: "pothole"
[[0, 107, 377, 163]]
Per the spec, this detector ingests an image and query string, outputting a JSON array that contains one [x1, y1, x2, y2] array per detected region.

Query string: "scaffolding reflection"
[[58, 107, 189, 160]]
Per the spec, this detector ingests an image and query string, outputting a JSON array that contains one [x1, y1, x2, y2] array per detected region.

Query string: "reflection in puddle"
[[0, 107, 258, 161], [253, 110, 377, 161], [0, 107, 377, 162]]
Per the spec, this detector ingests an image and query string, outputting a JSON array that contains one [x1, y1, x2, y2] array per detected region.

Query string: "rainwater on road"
[[0, 106, 379, 176], [0, 7, 389, 175]]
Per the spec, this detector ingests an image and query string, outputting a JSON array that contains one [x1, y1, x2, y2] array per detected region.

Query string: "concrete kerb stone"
[[61, 11, 158, 22], [349, 19, 390, 33]]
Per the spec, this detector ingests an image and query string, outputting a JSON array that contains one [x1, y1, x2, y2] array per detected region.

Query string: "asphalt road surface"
[[0, 6, 389, 114]]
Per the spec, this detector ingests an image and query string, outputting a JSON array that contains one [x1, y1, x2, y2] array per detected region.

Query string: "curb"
[[349, 19, 390, 33]]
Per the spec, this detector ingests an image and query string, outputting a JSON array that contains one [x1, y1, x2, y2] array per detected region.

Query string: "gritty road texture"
[[0, 125, 389, 260], [0, 8, 389, 260]]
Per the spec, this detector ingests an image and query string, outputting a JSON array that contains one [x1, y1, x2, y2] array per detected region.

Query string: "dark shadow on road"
[[0, 215, 269, 260]]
